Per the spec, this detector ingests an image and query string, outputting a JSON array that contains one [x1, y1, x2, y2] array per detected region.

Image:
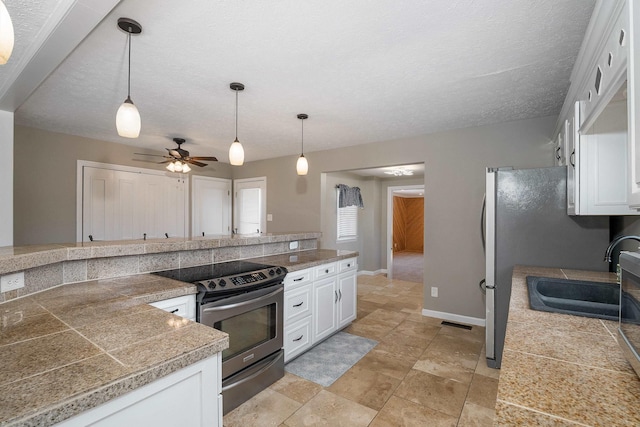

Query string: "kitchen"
[[2, 0, 640, 426]]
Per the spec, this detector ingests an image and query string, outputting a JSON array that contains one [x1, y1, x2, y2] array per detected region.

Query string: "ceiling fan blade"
[[186, 159, 207, 167], [189, 156, 218, 161]]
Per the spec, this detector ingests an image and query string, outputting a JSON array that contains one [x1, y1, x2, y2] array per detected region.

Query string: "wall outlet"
[[1, 272, 25, 292], [289, 241, 299, 250], [267, 214, 273, 222], [431, 286, 438, 298]]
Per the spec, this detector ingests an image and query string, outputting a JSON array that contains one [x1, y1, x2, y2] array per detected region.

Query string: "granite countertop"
[[495, 265, 640, 426], [253, 249, 358, 272], [0, 274, 229, 427], [0, 248, 355, 426]]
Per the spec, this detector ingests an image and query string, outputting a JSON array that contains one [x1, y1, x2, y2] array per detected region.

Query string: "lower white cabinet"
[[283, 258, 358, 362], [150, 294, 196, 321], [58, 354, 222, 427]]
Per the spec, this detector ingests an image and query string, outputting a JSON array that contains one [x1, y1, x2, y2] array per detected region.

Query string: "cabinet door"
[[284, 283, 313, 324], [567, 103, 580, 215], [83, 167, 114, 241], [192, 176, 231, 236], [337, 272, 357, 328], [629, 0, 640, 208], [284, 316, 312, 363], [312, 276, 337, 343]]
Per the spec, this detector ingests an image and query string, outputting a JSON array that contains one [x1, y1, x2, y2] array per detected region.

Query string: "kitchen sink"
[[526, 276, 628, 321]]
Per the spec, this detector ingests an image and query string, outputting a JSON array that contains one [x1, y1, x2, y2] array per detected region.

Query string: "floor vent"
[[441, 321, 472, 330]]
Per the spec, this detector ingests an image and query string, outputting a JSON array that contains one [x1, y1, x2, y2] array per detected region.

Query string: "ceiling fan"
[[134, 138, 218, 168]]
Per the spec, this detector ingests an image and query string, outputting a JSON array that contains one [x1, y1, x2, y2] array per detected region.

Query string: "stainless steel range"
[[153, 260, 287, 414]]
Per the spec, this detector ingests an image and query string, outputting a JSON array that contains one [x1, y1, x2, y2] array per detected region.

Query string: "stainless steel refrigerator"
[[484, 166, 609, 369]]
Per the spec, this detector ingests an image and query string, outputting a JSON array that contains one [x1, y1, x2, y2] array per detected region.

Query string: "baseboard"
[[357, 269, 386, 276], [421, 309, 485, 327]]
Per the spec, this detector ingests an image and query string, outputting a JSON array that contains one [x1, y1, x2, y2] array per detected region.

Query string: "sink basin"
[[526, 276, 621, 321]]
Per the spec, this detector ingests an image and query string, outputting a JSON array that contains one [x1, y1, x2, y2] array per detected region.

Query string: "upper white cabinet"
[[556, 0, 639, 215], [628, 0, 640, 208]]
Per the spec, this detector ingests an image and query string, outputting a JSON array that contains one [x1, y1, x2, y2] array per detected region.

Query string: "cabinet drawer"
[[284, 283, 313, 323], [314, 262, 337, 280], [149, 295, 195, 320], [338, 258, 357, 273], [284, 317, 312, 363], [284, 268, 312, 289]]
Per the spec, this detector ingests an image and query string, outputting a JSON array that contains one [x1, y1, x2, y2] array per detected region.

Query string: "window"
[[337, 191, 357, 241]]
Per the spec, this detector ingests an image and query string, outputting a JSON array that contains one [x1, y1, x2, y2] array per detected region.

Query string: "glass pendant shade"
[[229, 139, 244, 166], [0, 1, 14, 65], [116, 98, 141, 138], [166, 162, 176, 172], [296, 154, 308, 175], [182, 163, 191, 173]]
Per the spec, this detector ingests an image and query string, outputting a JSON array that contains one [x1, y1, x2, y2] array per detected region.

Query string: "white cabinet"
[[283, 258, 358, 362], [312, 275, 338, 343], [58, 354, 222, 427], [150, 294, 196, 321], [628, 0, 640, 208]]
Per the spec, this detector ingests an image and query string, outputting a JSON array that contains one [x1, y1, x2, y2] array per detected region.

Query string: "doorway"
[[387, 185, 424, 282]]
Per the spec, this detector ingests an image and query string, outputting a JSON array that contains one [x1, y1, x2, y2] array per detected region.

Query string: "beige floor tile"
[[224, 388, 301, 427], [283, 390, 377, 427], [370, 395, 457, 427], [412, 348, 476, 384], [327, 364, 401, 410], [358, 308, 409, 328], [394, 369, 469, 418], [393, 319, 441, 341], [344, 321, 395, 341], [269, 372, 323, 404], [466, 374, 499, 409], [457, 402, 496, 427], [355, 348, 415, 380], [438, 323, 485, 343]]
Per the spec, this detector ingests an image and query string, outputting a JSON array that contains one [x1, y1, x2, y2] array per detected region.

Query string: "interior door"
[[192, 176, 231, 236], [233, 177, 266, 234]]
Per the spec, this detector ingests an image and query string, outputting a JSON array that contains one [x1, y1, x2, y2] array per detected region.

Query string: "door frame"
[[386, 184, 424, 279]]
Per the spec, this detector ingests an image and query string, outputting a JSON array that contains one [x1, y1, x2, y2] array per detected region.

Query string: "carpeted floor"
[[391, 251, 424, 283], [284, 332, 378, 387]]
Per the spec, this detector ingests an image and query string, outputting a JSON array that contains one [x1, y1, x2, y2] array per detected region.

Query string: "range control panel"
[[195, 267, 285, 293]]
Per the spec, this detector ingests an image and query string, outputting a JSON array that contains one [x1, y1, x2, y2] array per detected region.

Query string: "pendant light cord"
[[127, 30, 131, 99], [234, 89, 239, 142], [301, 119, 304, 155]]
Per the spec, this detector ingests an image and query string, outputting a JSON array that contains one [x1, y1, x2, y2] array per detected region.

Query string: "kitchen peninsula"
[[0, 233, 356, 426], [495, 265, 640, 426]]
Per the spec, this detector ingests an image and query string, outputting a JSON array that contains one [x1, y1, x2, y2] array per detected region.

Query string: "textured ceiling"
[[7, 0, 596, 163]]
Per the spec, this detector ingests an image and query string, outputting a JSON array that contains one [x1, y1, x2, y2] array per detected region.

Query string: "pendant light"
[[0, 0, 14, 64], [116, 18, 142, 138], [229, 82, 245, 165], [296, 114, 309, 175]]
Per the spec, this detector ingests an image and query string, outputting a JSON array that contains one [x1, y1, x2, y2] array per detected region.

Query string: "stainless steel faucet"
[[604, 235, 640, 262]]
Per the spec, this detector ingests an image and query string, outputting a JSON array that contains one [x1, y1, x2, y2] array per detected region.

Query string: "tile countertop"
[[0, 274, 228, 427], [495, 265, 640, 426], [252, 249, 359, 272], [0, 248, 356, 426]]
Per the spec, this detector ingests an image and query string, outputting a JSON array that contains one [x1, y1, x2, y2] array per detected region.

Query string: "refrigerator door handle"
[[480, 194, 486, 252], [485, 284, 495, 360]]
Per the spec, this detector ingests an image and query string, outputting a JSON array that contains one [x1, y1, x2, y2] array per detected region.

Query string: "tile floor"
[[223, 274, 499, 427]]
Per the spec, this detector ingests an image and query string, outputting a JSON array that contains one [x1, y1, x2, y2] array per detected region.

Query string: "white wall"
[[0, 111, 13, 246]]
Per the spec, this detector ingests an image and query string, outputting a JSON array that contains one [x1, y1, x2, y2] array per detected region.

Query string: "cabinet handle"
[[335, 290, 338, 303], [170, 308, 179, 314], [347, 263, 351, 267], [293, 277, 304, 282], [293, 301, 304, 307], [570, 150, 575, 167], [293, 335, 304, 342], [339, 289, 342, 301], [325, 269, 329, 274]]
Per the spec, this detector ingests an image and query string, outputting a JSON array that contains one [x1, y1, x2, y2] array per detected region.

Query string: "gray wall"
[[14, 126, 232, 246], [15, 115, 555, 320]]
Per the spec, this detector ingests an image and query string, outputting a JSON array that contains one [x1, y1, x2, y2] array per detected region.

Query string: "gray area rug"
[[285, 332, 377, 387]]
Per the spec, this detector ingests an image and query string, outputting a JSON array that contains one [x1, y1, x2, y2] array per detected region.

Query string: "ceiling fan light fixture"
[[166, 162, 176, 172], [174, 161, 183, 173], [229, 82, 245, 166], [116, 18, 142, 138], [182, 162, 191, 173], [0, 0, 14, 65], [296, 113, 309, 176]]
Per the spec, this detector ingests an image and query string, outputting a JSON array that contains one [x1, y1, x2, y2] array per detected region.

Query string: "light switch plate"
[[1, 272, 25, 292], [431, 287, 438, 297], [267, 214, 273, 222]]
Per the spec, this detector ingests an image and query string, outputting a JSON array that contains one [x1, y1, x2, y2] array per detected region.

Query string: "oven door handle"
[[202, 287, 283, 312]]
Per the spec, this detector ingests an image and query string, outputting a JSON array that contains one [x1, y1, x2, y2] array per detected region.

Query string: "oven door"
[[199, 284, 283, 379]]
